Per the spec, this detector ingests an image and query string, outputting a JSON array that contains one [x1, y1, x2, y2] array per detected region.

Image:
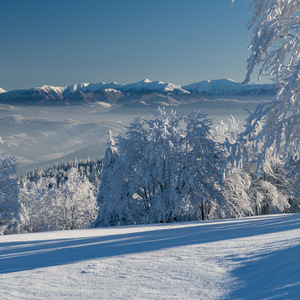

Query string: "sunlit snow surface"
[[0, 214, 299, 299]]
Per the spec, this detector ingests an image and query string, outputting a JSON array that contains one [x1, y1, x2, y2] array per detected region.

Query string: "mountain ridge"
[[0, 78, 277, 106]]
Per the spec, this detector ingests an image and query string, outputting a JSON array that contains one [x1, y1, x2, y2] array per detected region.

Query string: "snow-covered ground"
[[1, 214, 299, 299]]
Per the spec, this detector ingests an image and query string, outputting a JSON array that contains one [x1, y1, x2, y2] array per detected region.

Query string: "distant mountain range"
[[0, 79, 277, 106]]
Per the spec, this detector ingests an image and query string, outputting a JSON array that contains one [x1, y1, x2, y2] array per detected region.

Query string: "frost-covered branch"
[[230, 0, 300, 176]]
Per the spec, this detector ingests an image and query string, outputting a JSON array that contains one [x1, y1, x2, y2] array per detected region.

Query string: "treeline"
[[23, 159, 103, 190], [92, 108, 299, 227], [0, 158, 102, 235]]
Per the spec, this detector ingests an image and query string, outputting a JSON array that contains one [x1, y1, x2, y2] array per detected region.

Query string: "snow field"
[[0, 214, 299, 299]]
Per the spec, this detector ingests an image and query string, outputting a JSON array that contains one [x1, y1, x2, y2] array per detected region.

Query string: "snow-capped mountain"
[[183, 79, 277, 96], [118, 79, 190, 94], [0, 87, 6, 93], [64, 82, 122, 94], [0, 78, 277, 106], [62, 79, 189, 95], [0, 85, 126, 105]]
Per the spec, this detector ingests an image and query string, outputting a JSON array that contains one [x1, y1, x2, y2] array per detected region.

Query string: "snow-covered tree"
[[22, 159, 103, 191], [18, 176, 60, 232], [92, 131, 118, 227], [182, 112, 225, 220], [215, 117, 293, 217], [133, 109, 184, 223], [213, 116, 244, 145], [57, 168, 97, 230], [92, 122, 147, 227], [0, 151, 19, 235], [229, 0, 300, 207], [225, 152, 293, 217], [93, 108, 225, 227], [19, 168, 97, 232], [231, 0, 299, 172]]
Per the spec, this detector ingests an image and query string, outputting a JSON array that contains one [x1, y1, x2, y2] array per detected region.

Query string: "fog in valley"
[[0, 97, 270, 175]]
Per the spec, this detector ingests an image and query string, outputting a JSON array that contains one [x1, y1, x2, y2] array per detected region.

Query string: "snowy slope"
[[0, 86, 66, 105], [0, 214, 299, 299], [64, 82, 122, 93]]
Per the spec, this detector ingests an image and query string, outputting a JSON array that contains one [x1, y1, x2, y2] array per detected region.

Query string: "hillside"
[[0, 214, 299, 299]]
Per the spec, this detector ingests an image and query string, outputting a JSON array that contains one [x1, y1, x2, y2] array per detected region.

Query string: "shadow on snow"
[[227, 243, 300, 298], [0, 214, 299, 295]]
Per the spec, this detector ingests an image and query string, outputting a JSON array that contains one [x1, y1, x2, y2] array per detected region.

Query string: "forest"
[[0, 0, 299, 234], [0, 105, 299, 234]]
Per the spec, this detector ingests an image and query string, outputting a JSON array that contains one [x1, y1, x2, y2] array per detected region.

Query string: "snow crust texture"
[[0, 214, 299, 299]]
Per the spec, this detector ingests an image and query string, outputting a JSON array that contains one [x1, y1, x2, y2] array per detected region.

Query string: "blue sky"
[[0, 0, 254, 91]]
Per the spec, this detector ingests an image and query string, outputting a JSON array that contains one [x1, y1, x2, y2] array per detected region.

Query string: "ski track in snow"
[[0, 214, 299, 299]]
